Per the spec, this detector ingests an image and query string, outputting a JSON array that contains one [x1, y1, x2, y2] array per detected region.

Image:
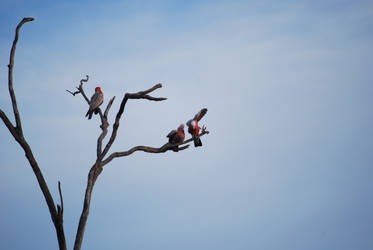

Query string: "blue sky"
[[1, 0, 373, 249]]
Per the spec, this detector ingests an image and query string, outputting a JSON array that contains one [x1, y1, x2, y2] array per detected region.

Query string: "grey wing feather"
[[89, 92, 103, 111]]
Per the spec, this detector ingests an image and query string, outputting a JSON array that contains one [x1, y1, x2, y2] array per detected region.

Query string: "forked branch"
[[66, 75, 90, 102], [99, 83, 167, 160], [3, 17, 211, 250], [102, 127, 210, 166], [67, 75, 117, 157], [71, 81, 168, 250], [97, 96, 116, 157], [1, 18, 67, 250]]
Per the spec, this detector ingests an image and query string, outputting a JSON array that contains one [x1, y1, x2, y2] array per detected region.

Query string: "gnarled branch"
[[66, 75, 90, 102], [97, 96, 115, 157], [102, 127, 210, 166], [67, 75, 117, 157], [4, 17, 211, 250], [73, 83, 168, 250], [99, 83, 167, 160], [1, 18, 67, 250], [70, 72, 209, 250], [77, 75, 90, 103]]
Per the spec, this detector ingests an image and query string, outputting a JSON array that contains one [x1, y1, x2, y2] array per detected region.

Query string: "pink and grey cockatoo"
[[186, 108, 207, 147], [85, 86, 104, 119], [167, 124, 185, 152]]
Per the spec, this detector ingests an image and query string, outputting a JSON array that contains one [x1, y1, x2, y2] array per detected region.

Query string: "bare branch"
[[56, 180, 66, 250], [78, 75, 90, 103], [74, 163, 102, 250], [58, 181, 64, 216], [80, 75, 89, 85], [1, 18, 67, 250], [102, 129, 209, 166], [104, 96, 115, 118], [67, 75, 90, 103], [8, 17, 34, 135], [0, 109, 17, 138], [137, 83, 163, 95], [132, 95, 167, 101], [97, 97, 115, 157], [4, 16, 211, 250], [74, 84, 167, 250], [18, 134, 67, 249], [100, 83, 166, 159], [66, 89, 80, 96]]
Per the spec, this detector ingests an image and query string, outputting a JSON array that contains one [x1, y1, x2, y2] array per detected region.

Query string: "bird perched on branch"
[[167, 124, 185, 152], [86, 86, 104, 119], [186, 108, 208, 147]]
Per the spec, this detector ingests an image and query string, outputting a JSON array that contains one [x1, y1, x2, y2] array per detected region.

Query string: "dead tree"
[[0, 18, 209, 250]]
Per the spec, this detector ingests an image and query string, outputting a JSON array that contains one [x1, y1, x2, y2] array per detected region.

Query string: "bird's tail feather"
[[194, 137, 202, 147], [86, 110, 93, 120]]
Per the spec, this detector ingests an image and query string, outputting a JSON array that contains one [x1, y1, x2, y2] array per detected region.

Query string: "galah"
[[85, 86, 104, 119], [167, 124, 185, 152], [186, 108, 208, 147]]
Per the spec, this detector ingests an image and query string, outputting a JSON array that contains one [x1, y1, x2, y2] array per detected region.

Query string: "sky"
[[1, 0, 373, 249]]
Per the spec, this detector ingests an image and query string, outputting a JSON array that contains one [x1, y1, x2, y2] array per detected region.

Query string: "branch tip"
[[80, 75, 89, 85], [58, 181, 64, 213], [23, 17, 35, 22]]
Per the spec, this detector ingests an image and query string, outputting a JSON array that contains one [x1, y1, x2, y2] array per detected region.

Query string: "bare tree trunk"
[[0, 18, 67, 250], [73, 164, 102, 250]]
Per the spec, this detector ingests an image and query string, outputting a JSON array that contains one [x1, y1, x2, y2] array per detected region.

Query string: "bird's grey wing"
[[89, 92, 103, 110]]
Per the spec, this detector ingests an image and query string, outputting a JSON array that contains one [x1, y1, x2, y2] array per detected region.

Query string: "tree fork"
[[0, 18, 67, 250]]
